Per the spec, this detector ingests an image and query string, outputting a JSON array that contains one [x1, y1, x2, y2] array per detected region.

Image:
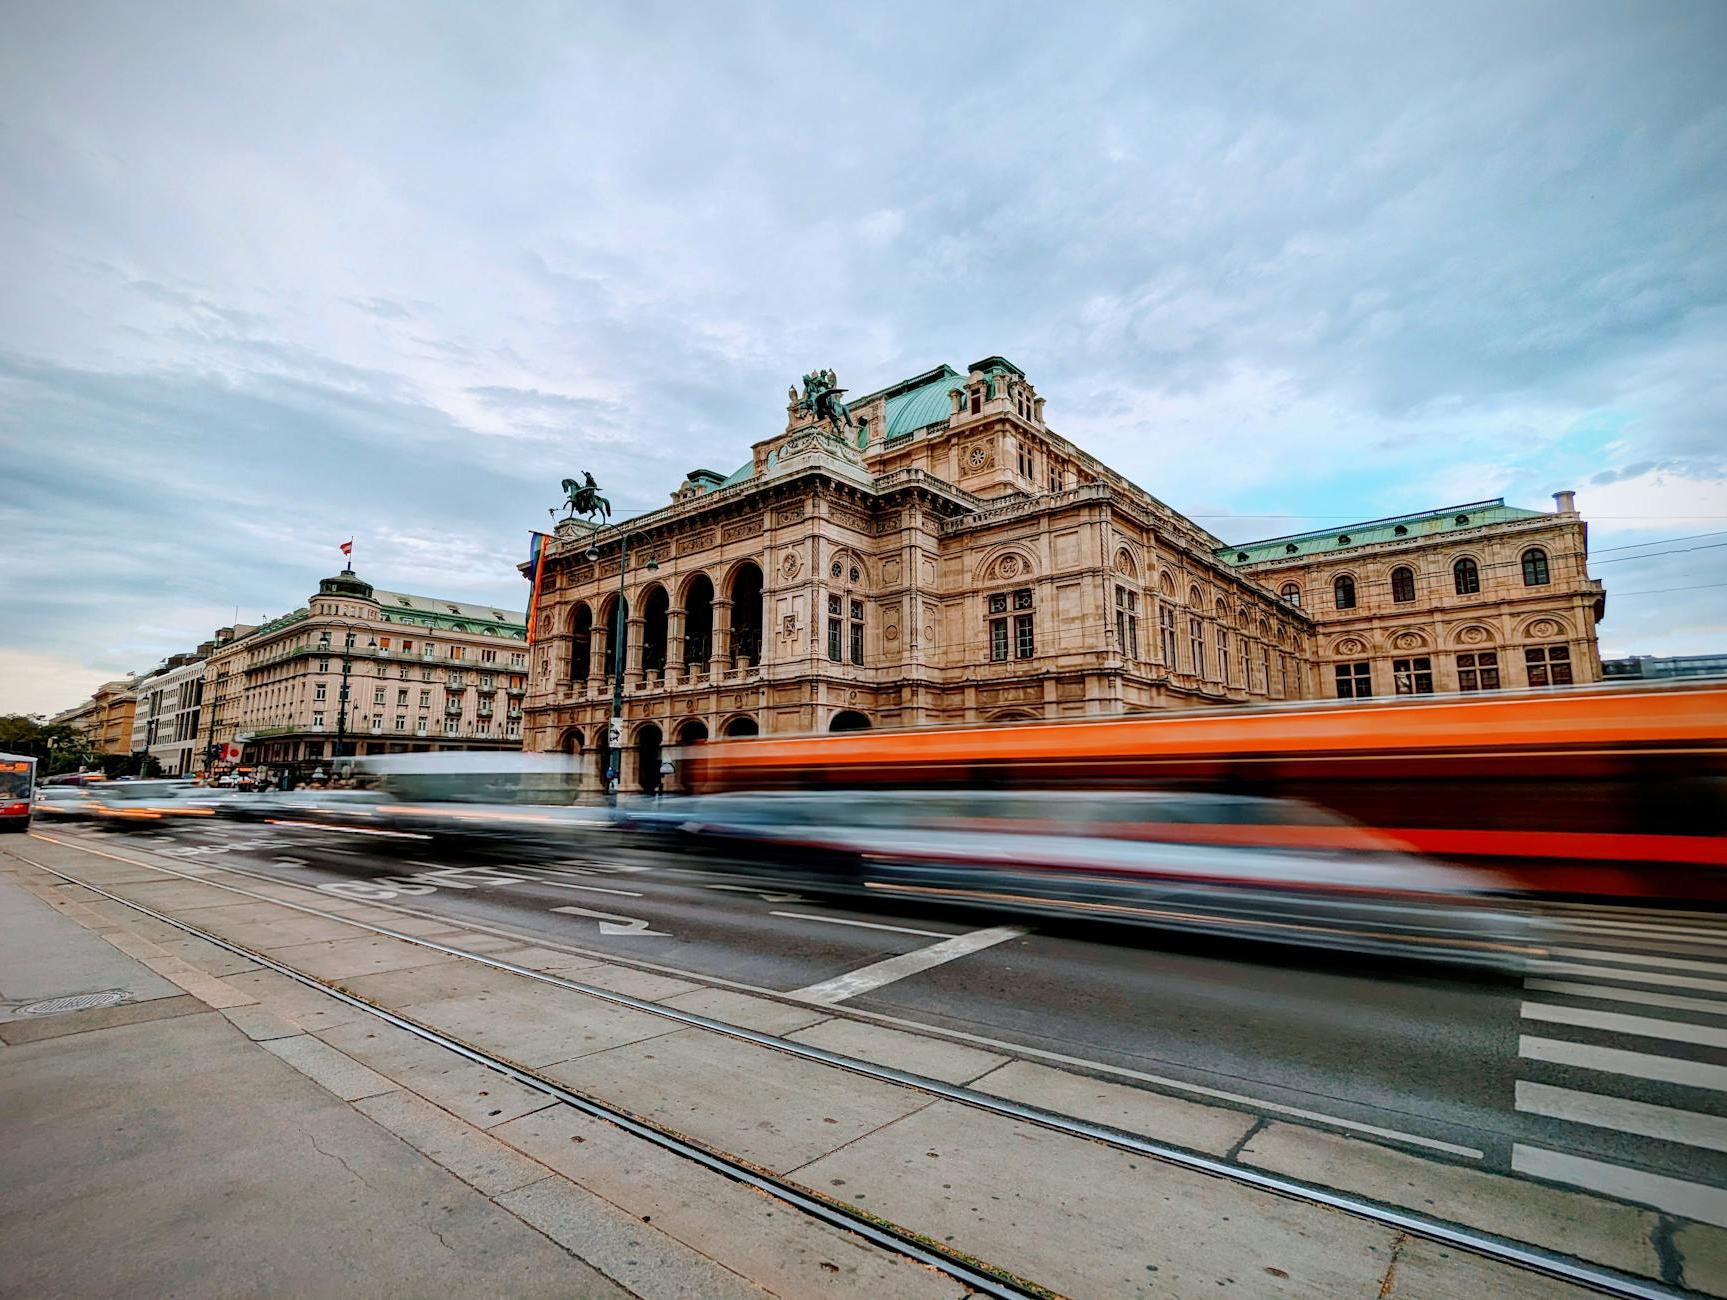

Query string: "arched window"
[[1279, 583, 1302, 608], [1333, 575, 1356, 610], [1522, 548, 1550, 586], [1390, 566, 1416, 603], [1453, 557, 1480, 596]]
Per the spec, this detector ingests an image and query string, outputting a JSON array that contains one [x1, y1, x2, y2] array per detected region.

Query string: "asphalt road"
[[41, 814, 1727, 1212]]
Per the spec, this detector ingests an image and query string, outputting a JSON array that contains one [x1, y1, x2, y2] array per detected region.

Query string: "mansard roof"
[[374, 588, 525, 633], [1219, 498, 1549, 565]]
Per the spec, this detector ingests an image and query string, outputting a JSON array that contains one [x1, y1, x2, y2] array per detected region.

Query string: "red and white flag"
[[340, 538, 353, 557]]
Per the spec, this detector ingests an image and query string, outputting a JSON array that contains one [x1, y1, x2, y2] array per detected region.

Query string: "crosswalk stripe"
[[1549, 946, 1727, 975], [1521, 1001, 1727, 1049], [1526, 959, 1727, 996], [1520, 1035, 1727, 1093], [1512, 1144, 1727, 1228], [1515, 1081, 1727, 1153], [1525, 979, 1727, 1018]]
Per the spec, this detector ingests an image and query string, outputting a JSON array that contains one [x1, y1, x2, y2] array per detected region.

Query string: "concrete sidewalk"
[[7, 832, 1711, 1298], [0, 863, 945, 1299]]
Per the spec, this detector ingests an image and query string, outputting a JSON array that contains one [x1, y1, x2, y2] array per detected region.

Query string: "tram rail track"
[[18, 831, 1691, 1300]]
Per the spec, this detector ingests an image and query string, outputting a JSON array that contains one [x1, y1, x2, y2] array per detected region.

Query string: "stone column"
[[713, 599, 734, 666], [667, 608, 687, 675], [625, 617, 646, 679]]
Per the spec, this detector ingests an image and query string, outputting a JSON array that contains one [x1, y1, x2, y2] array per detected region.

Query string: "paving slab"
[[340, 957, 523, 1005], [1383, 1236, 1596, 1299], [970, 1058, 1259, 1155], [261, 1032, 400, 1101], [155, 933, 264, 976], [165, 900, 365, 949], [792, 1099, 1401, 1298], [0, 1010, 621, 1299], [317, 1017, 560, 1128], [486, 942, 607, 971], [497, 1104, 966, 1299], [159, 968, 259, 1009], [356, 1090, 551, 1196], [498, 1175, 771, 1300], [570, 960, 704, 1001], [0, 994, 207, 1045], [262, 934, 460, 980], [108, 877, 256, 912], [660, 986, 831, 1034], [1679, 1221, 1727, 1298], [786, 1016, 1008, 1084], [221, 968, 374, 1033], [543, 1027, 935, 1170], [414, 985, 682, 1067], [0, 869, 181, 1020], [220, 1004, 303, 1041], [1238, 1122, 1662, 1278]]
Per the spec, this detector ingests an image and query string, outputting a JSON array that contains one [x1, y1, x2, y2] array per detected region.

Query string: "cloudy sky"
[[3, 1, 1724, 714]]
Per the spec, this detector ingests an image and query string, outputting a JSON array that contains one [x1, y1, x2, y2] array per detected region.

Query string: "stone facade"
[[202, 568, 528, 774], [52, 678, 138, 757], [523, 356, 1606, 795], [1224, 493, 1606, 699]]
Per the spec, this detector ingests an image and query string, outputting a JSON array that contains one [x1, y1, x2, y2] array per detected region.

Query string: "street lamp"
[[318, 620, 378, 774], [585, 529, 657, 801]]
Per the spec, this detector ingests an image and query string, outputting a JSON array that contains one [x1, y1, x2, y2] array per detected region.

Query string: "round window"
[[830, 561, 843, 577], [849, 566, 860, 583]]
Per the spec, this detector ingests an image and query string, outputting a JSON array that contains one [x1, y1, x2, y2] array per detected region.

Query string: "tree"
[[0, 714, 99, 776]]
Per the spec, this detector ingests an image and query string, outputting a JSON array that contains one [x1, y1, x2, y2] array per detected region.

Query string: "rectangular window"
[[314, 683, 327, 701], [1115, 588, 1139, 659], [401, 640, 413, 653], [510, 652, 525, 667], [1457, 651, 1500, 692], [396, 689, 408, 706], [828, 618, 842, 662], [417, 716, 428, 734], [1013, 588, 1033, 610], [444, 719, 459, 735], [393, 716, 405, 732], [1334, 661, 1373, 699], [418, 689, 431, 707], [480, 673, 493, 688], [481, 649, 497, 663], [1189, 617, 1205, 677], [1014, 613, 1035, 659], [1159, 605, 1178, 667], [1217, 628, 1229, 684], [1393, 656, 1434, 695], [372, 688, 385, 705], [1261, 645, 1272, 695], [1524, 644, 1574, 688], [378, 636, 391, 650], [990, 618, 1009, 662], [422, 668, 433, 681], [449, 646, 464, 661], [1280, 654, 1291, 698], [312, 711, 325, 729], [317, 657, 330, 674], [1239, 637, 1251, 689], [988, 592, 1008, 616], [849, 600, 864, 666]]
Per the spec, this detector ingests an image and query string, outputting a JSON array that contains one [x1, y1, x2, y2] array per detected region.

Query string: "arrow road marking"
[[706, 885, 805, 903], [551, 905, 670, 936]]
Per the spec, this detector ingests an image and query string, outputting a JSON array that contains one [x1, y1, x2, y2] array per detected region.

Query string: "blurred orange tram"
[[688, 681, 1727, 903]]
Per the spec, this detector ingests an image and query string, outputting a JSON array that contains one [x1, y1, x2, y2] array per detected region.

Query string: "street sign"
[[607, 717, 623, 748]]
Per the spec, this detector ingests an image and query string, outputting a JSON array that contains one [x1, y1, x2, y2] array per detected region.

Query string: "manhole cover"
[[17, 990, 131, 1017]]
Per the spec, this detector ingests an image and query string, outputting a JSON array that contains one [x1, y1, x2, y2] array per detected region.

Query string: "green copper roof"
[[1219, 499, 1548, 565], [719, 460, 755, 487], [878, 365, 962, 440]]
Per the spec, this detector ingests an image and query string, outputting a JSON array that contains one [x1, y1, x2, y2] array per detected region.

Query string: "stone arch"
[[973, 545, 1037, 586], [726, 561, 764, 666], [639, 583, 670, 674], [1113, 546, 1139, 580], [1159, 572, 1177, 599], [986, 708, 1041, 723], [673, 717, 709, 747], [825, 548, 870, 589], [680, 572, 715, 667], [567, 601, 594, 681], [1450, 551, 1485, 596], [1517, 613, 1572, 640], [1331, 633, 1374, 658], [1449, 623, 1498, 648], [828, 710, 871, 732], [596, 593, 626, 678], [1187, 585, 1204, 610], [634, 721, 664, 795], [720, 713, 759, 737], [558, 726, 585, 755], [1387, 627, 1431, 652]]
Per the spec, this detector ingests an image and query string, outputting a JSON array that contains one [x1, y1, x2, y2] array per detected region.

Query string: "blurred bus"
[[687, 680, 1727, 902], [0, 753, 37, 832]]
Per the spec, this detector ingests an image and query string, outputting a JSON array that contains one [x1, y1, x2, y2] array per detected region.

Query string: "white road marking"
[[1523, 979, 1727, 1018], [707, 885, 805, 902], [789, 925, 1027, 1004], [550, 905, 669, 936], [1511, 1144, 1727, 1228], [1521, 1001, 1727, 1049], [1519, 1035, 1727, 1092], [1551, 919, 1727, 947], [769, 911, 956, 938], [527, 879, 643, 897], [1515, 1080, 1727, 1153], [31, 829, 1484, 1160], [1548, 946, 1727, 975], [1526, 959, 1727, 996]]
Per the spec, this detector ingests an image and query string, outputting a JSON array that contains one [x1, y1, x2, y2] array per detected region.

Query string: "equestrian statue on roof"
[[560, 470, 612, 523], [798, 369, 855, 437]]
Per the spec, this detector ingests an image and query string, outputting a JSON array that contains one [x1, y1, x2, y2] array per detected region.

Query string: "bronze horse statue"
[[561, 472, 612, 523]]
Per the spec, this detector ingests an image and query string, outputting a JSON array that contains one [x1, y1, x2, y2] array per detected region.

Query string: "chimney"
[[1552, 489, 1576, 514]]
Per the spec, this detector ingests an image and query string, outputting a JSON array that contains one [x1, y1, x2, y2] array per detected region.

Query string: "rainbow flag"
[[525, 531, 551, 644]]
